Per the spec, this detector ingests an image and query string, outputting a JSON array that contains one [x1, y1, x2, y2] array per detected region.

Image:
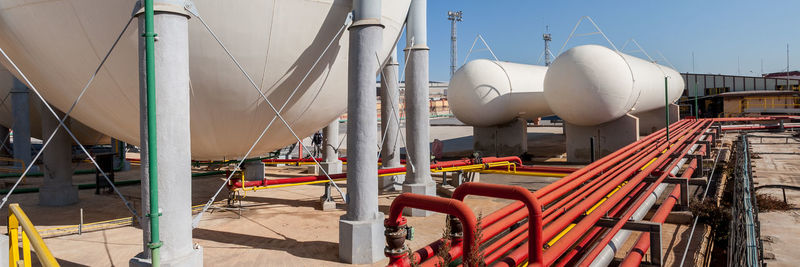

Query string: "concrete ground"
[[748, 131, 800, 267], [0, 120, 714, 266]]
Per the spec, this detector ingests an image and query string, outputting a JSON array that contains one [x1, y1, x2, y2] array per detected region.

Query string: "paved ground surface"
[[0, 121, 715, 266], [748, 131, 800, 267]]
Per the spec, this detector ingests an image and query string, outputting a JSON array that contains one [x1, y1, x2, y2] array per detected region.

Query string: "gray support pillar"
[[379, 45, 403, 191], [112, 138, 131, 171], [11, 79, 34, 172], [38, 107, 78, 206], [130, 3, 202, 266], [339, 0, 384, 263], [402, 0, 435, 216], [321, 120, 342, 174]]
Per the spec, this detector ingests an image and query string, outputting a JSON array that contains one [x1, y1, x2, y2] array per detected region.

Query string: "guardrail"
[[8, 203, 59, 267]]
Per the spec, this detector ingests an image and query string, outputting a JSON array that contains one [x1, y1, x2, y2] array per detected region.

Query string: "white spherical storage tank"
[[544, 45, 684, 126], [0, 0, 410, 160], [449, 59, 551, 127]]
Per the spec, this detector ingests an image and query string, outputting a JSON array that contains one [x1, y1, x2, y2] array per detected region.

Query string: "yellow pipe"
[[546, 181, 628, 247], [475, 170, 569, 178]]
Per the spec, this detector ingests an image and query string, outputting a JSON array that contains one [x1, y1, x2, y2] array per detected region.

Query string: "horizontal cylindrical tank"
[[544, 44, 684, 126], [449, 59, 551, 127], [0, 0, 409, 160], [0, 67, 107, 144]]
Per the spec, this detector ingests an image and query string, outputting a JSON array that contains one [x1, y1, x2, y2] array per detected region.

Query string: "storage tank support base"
[[565, 114, 639, 163]]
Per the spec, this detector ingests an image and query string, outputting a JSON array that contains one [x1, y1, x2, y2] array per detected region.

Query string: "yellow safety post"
[[8, 203, 59, 267]]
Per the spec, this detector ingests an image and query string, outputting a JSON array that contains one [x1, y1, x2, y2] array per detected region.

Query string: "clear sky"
[[398, 0, 800, 82]]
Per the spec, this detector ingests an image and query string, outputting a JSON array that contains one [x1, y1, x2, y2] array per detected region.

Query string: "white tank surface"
[[0, 0, 409, 160], [544, 45, 684, 126], [0, 67, 108, 145], [449, 59, 551, 127]]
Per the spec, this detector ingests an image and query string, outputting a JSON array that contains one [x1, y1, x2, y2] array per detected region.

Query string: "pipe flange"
[[384, 226, 407, 250], [448, 216, 464, 240]]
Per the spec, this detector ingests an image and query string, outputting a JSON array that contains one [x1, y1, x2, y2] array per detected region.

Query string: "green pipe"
[[694, 81, 700, 119], [0, 164, 123, 178], [0, 170, 224, 194], [143, 0, 161, 265], [665, 77, 670, 143]]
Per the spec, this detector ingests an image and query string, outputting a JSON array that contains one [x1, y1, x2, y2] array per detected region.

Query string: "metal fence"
[[728, 134, 764, 267]]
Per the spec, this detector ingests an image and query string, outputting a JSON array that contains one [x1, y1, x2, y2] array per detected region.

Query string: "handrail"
[[8, 203, 59, 267]]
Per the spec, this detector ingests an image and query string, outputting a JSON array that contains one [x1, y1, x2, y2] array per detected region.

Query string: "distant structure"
[[543, 28, 552, 66], [447, 11, 463, 78]]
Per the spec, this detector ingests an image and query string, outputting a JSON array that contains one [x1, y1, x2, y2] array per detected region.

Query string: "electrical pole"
[[448, 11, 463, 78], [692, 52, 695, 73], [788, 43, 790, 90], [543, 26, 552, 66]]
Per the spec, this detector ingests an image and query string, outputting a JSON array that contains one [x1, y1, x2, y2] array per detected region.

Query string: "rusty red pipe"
[[451, 183, 544, 267], [385, 193, 478, 267], [619, 144, 706, 266], [578, 121, 711, 266]]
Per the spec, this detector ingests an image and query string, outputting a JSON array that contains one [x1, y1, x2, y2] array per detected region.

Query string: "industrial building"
[[0, 1, 795, 267]]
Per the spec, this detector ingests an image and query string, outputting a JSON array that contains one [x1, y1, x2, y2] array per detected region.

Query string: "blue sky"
[[398, 0, 800, 82]]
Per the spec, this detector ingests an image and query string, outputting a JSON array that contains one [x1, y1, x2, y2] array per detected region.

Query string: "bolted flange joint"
[[384, 217, 411, 260], [448, 215, 464, 241]]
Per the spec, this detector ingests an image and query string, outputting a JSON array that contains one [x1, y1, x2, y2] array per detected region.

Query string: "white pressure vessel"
[[449, 59, 551, 127], [544, 45, 684, 126], [0, 0, 409, 160]]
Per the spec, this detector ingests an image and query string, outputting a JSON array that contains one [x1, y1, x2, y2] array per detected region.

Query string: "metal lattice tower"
[[448, 11, 463, 77], [543, 27, 552, 66]]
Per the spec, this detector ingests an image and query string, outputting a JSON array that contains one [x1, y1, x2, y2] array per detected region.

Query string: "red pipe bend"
[[451, 182, 544, 267], [386, 193, 479, 266]]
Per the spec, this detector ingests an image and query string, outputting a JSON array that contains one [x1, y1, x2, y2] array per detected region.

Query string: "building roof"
[[717, 90, 800, 97]]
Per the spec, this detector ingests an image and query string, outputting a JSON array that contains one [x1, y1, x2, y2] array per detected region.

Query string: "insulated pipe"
[[497, 120, 705, 267], [541, 121, 706, 265], [233, 157, 522, 188], [619, 157, 700, 266], [533, 119, 687, 201], [340, 0, 384, 263], [581, 126, 711, 266], [402, 0, 435, 216], [380, 44, 403, 190], [385, 193, 477, 266], [451, 183, 544, 267]]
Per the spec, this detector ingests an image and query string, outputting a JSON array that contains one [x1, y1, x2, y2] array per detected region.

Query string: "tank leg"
[[402, 0, 435, 217]]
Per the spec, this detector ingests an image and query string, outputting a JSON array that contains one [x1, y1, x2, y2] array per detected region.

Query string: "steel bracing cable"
[[186, 2, 351, 227], [0, 15, 139, 219]]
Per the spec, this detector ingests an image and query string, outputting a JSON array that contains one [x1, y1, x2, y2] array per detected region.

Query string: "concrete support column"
[[130, 3, 202, 266], [565, 114, 639, 163], [111, 138, 131, 171], [379, 45, 403, 191], [243, 160, 265, 181], [339, 0, 384, 263], [402, 0, 435, 216], [11, 79, 35, 172], [321, 120, 342, 174], [38, 107, 78, 206]]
